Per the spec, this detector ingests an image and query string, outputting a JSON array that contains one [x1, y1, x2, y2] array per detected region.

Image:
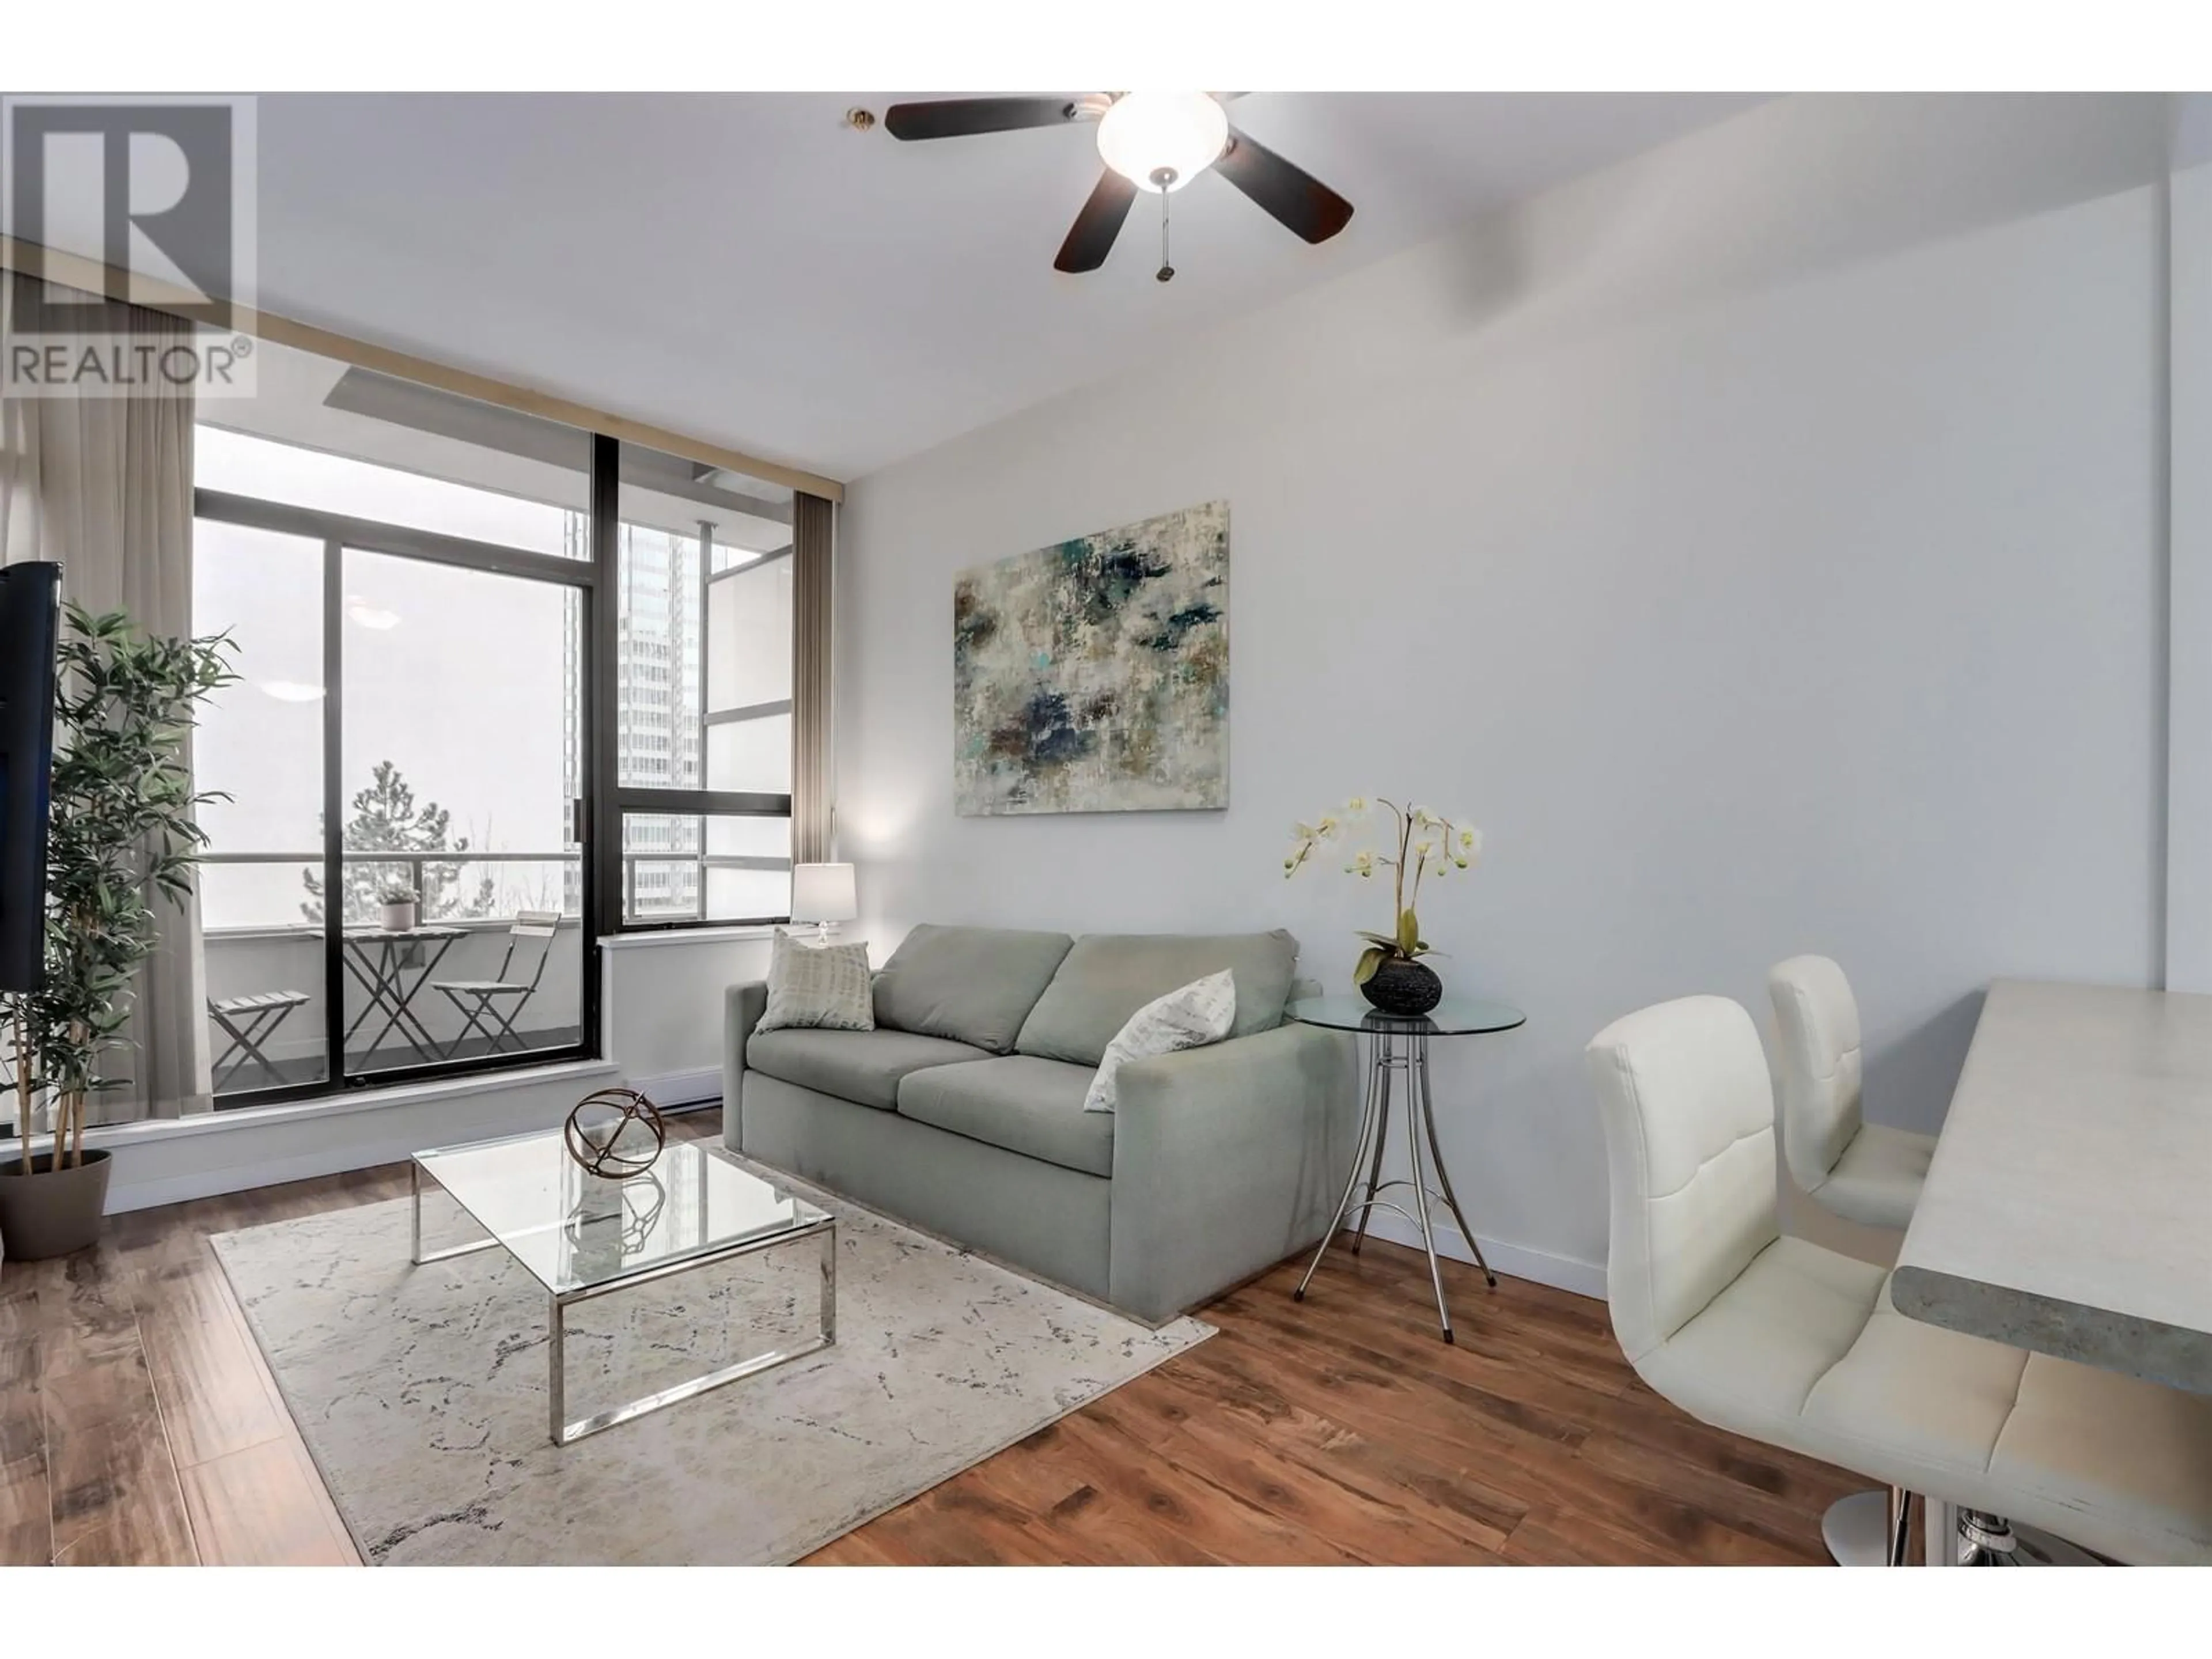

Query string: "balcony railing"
[[198, 847, 787, 931]]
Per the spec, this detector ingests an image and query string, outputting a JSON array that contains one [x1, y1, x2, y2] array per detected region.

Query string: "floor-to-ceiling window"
[[190, 343, 809, 1108], [193, 342, 595, 1104]]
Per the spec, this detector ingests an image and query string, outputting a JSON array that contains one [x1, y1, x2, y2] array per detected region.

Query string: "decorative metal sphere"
[[563, 1087, 668, 1179]]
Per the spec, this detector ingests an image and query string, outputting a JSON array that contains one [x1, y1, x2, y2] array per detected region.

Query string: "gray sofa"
[[723, 924, 1359, 1323]]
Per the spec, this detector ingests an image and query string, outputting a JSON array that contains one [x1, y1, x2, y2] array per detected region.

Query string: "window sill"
[[597, 923, 844, 952], [48, 1057, 620, 1150]]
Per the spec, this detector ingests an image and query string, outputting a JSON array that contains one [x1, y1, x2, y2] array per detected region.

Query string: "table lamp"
[[790, 863, 858, 945]]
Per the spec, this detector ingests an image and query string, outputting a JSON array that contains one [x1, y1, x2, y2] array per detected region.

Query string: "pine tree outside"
[[301, 760, 499, 927]]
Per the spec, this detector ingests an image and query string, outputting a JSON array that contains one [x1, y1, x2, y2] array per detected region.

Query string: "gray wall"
[[835, 93, 2172, 1282]]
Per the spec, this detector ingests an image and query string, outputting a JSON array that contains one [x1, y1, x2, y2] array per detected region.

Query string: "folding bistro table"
[[341, 924, 465, 1066]]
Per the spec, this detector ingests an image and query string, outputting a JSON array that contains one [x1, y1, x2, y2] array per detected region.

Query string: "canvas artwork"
[[955, 500, 1229, 816]]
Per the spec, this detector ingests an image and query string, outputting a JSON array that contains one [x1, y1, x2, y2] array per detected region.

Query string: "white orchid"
[[1283, 796, 1484, 988]]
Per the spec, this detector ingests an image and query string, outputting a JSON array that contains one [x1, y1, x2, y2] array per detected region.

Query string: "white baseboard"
[[626, 1068, 722, 1109], [1355, 1211, 1608, 1301]]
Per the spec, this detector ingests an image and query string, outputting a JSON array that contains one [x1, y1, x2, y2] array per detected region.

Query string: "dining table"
[[1889, 976, 2212, 1396]]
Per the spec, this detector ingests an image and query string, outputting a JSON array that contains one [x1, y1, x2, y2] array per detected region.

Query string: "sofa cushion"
[[872, 923, 1074, 1055], [747, 1027, 988, 1112], [896, 1055, 1114, 1179], [1016, 931, 1300, 1067]]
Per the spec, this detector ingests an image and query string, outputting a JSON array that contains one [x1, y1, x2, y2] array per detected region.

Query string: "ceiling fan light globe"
[[1096, 92, 1228, 194]]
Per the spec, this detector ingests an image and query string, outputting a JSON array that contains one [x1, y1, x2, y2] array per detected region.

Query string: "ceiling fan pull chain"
[[1157, 181, 1175, 283]]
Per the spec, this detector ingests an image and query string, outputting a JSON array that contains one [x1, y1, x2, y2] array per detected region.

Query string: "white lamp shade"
[[790, 862, 858, 924]]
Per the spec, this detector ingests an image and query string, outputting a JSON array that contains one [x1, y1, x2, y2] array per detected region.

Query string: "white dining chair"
[[1767, 953, 1940, 1556], [1767, 955, 1936, 1231], [1586, 994, 2212, 1567]]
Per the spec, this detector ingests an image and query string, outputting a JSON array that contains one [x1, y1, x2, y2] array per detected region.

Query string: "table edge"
[[1285, 1005, 1527, 1036], [412, 1136, 832, 1297], [1890, 1263, 2212, 1396]]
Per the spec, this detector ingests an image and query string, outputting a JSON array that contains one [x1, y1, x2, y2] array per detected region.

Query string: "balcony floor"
[[213, 1024, 584, 1102]]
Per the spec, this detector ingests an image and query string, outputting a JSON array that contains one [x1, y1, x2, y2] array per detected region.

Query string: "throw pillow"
[[1082, 970, 1237, 1113], [756, 930, 876, 1034]]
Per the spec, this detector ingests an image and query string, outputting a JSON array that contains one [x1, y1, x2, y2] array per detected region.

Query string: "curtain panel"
[[0, 272, 210, 1122]]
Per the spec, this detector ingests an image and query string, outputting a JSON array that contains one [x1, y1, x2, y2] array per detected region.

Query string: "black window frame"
[[591, 433, 796, 937], [190, 427, 801, 1113]]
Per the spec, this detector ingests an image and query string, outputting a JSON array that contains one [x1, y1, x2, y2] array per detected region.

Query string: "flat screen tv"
[[0, 561, 62, 994]]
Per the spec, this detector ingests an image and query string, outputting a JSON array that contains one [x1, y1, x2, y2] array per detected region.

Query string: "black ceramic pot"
[[1359, 957, 1443, 1017]]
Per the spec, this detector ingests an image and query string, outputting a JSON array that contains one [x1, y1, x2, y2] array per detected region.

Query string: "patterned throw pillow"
[[1082, 971, 1237, 1113], [756, 930, 876, 1034]]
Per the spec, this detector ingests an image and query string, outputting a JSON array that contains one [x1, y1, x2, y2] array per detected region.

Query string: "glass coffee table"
[[409, 1128, 835, 1445]]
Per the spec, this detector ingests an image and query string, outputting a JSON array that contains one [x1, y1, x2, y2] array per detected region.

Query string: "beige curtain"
[[1, 272, 210, 1122], [790, 491, 835, 866]]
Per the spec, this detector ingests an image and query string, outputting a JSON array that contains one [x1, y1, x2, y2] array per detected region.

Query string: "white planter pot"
[[380, 900, 418, 932]]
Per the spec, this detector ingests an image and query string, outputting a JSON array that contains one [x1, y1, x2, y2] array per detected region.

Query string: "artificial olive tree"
[[5, 604, 233, 1172]]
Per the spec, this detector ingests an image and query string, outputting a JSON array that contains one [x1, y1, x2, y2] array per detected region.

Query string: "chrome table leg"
[[1295, 1035, 1385, 1303], [1404, 1056, 1456, 1343], [1416, 1033, 1496, 1289], [405, 1159, 501, 1267], [546, 1217, 839, 1446], [1351, 1031, 1391, 1256]]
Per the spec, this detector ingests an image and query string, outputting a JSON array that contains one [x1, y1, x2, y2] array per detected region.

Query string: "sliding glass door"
[[338, 548, 583, 1081], [193, 384, 596, 1107]]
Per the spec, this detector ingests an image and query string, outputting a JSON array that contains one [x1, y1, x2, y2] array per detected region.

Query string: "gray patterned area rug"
[[213, 1164, 1210, 1566]]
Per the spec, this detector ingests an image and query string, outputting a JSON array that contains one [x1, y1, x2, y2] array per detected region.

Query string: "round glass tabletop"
[[1286, 994, 1526, 1036]]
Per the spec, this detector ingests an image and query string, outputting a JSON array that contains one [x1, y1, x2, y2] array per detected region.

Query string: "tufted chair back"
[[1585, 995, 1781, 1364], [1766, 955, 1864, 1196]]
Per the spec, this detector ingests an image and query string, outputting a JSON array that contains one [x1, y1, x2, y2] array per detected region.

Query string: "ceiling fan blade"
[[882, 97, 1085, 141], [1214, 127, 1354, 244], [1054, 170, 1138, 274]]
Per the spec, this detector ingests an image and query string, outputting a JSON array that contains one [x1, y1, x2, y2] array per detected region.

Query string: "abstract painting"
[[955, 501, 1229, 816]]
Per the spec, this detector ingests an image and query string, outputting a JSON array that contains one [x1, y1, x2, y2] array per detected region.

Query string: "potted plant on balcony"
[[378, 881, 419, 933], [0, 605, 233, 1261]]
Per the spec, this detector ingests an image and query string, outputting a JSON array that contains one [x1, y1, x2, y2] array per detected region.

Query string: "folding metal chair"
[[431, 910, 560, 1058], [208, 989, 311, 1091]]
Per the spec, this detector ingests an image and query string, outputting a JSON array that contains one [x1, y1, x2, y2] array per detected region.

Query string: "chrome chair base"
[[1952, 1508, 2104, 1566], [1824, 1487, 1909, 1566]]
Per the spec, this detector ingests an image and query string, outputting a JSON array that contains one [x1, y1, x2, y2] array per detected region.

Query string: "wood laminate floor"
[[1, 1109, 1868, 1566]]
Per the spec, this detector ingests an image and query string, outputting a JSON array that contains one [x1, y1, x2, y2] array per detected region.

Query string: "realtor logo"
[[2, 94, 257, 396]]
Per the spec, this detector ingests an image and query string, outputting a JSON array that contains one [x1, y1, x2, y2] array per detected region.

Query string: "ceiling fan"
[[880, 92, 1354, 281]]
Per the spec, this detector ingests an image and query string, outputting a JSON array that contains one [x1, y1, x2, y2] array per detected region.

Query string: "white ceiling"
[[56, 93, 1766, 481]]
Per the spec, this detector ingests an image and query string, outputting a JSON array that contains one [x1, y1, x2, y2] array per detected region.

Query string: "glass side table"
[[1286, 994, 1527, 1343]]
